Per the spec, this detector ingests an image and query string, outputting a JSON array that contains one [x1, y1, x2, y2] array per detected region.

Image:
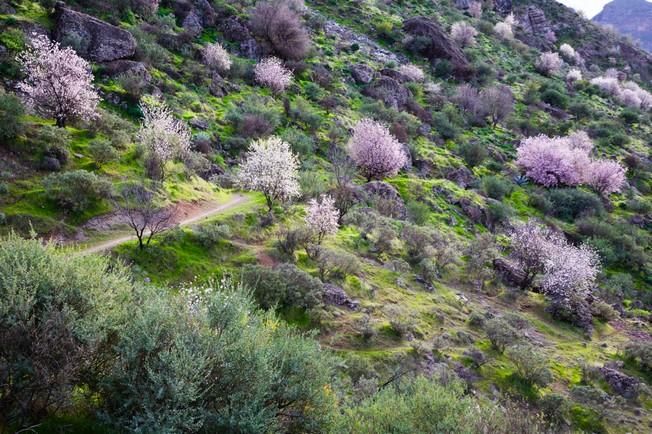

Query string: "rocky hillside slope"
[[1, 0, 652, 433]]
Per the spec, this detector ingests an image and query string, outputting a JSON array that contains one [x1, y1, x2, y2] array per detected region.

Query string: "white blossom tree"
[[237, 136, 300, 211], [202, 42, 231, 73], [137, 96, 191, 179], [305, 194, 339, 244], [17, 34, 99, 127], [254, 57, 293, 93]]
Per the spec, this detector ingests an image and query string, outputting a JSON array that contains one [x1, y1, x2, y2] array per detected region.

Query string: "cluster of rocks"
[[323, 283, 360, 310]]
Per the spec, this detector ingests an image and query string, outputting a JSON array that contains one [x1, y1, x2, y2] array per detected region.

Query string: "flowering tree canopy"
[[305, 194, 339, 243], [535, 52, 563, 76], [586, 160, 627, 196], [451, 22, 478, 47], [237, 136, 300, 211], [17, 34, 99, 127], [398, 64, 425, 82], [559, 43, 576, 63], [137, 96, 191, 178], [254, 57, 293, 93], [591, 75, 652, 110], [202, 42, 231, 73], [566, 68, 582, 83], [347, 118, 408, 181], [516, 134, 590, 187], [509, 219, 601, 332], [516, 132, 626, 195]]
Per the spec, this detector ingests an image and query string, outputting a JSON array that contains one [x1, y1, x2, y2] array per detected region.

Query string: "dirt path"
[[82, 194, 250, 254]]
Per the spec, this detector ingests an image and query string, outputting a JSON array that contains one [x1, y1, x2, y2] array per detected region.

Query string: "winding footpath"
[[81, 194, 250, 254]]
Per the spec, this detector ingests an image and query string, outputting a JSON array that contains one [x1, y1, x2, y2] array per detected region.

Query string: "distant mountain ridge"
[[593, 0, 652, 51]]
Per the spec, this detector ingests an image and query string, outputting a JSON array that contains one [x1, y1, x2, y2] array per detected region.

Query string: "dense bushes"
[[44, 170, 112, 212], [0, 235, 133, 428], [241, 263, 323, 309], [1, 236, 338, 433]]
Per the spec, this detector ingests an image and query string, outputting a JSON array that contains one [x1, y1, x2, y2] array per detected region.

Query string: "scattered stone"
[[169, 0, 216, 35], [218, 16, 260, 59], [350, 64, 375, 84], [323, 283, 360, 310], [53, 2, 136, 62], [209, 72, 227, 97]]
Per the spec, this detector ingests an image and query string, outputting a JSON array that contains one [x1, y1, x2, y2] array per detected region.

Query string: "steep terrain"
[[594, 0, 652, 52], [1, 0, 652, 433]]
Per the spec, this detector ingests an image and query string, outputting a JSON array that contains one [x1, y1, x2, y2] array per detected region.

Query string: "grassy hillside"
[[1, 0, 652, 432]]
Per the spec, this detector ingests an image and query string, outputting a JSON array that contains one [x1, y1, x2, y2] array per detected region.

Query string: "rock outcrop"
[[53, 2, 136, 62], [494, 0, 512, 15], [218, 16, 260, 59], [169, 0, 217, 37], [363, 76, 411, 109], [402, 17, 471, 79], [101, 60, 150, 81], [350, 64, 375, 84], [323, 284, 360, 310]]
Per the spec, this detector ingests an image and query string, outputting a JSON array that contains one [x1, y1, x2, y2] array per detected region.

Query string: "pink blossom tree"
[[137, 96, 191, 179], [237, 136, 300, 211], [347, 118, 408, 181], [451, 22, 478, 47], [254, 57, 293, 93], [305, 194, 339, 244], [586, 160, 627, 196], [516, 134, 590, 187], [202, 42, 231, 73], [17, 34, 99, 127]]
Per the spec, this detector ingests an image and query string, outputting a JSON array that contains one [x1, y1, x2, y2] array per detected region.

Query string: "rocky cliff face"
[[594, 0, 652, 52]]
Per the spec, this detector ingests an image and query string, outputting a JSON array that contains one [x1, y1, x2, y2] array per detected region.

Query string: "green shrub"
[[569, 102, 591, 119], [485, 317, 520, 352], [100, 282, 337, 433], [315, 247, 361, 281], [505, 344, 553, 387], [89, 139, 119, 167], [624, 341, 652, 372], [482, 176, 512, 200], [194, 223, 231, 247], [620, 108, 640, 125], [241, 263, 323, 310], [0, 235, 133, 428], [458, 141, 487, 167], [432, 111, 460, 140], [541, 88, 568, 109], [44, 170, 112, 212], [0, 90, 24, 143], [546, 188, 604, 221], [224, 96, 282, 150], [281, 126, 315, 155]]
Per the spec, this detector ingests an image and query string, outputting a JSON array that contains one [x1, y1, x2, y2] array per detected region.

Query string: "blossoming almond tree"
[[137, 96, 191, 179], [238, 136, 300, 211], [305, 194, 339, 244], [347, 118, 407, 181], [254, 57, 293, 93], [17, 34, 99, 127], [586, 159, 627, 196], [202, 42, 231, 73], [516, 134, 590, 187]]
